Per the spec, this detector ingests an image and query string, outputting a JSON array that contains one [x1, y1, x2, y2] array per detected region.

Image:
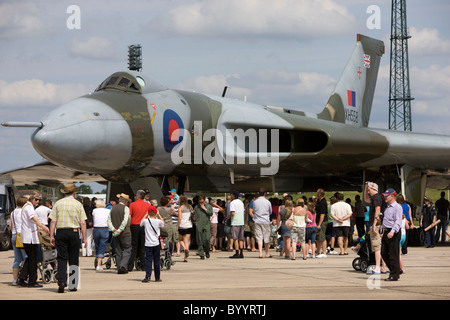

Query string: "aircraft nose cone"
[[32, 97, 133, 174]]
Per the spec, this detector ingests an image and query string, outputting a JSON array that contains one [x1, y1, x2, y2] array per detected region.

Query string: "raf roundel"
[[163, 109, 184, 153]]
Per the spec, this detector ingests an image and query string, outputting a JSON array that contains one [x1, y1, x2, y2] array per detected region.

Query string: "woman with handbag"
[[140, 210, 164, 282], [177, 195, 193, 262], [9, 196, 28, 286], [18, 192, 50, 288]]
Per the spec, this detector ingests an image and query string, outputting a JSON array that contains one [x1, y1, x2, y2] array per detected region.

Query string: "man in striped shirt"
[[49, 184, 87, 293]]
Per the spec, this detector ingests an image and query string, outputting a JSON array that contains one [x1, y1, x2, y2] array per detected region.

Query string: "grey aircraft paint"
[[2, 34, 450, 206]]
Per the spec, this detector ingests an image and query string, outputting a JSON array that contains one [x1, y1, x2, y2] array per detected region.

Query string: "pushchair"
[[160, 238, 175, 271], [94, 236, 116, 270], [37, 228, 58, 284], [351, 233, 375, 273]]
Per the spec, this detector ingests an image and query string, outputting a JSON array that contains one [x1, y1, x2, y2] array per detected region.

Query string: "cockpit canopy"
[[95, 71, 168, 94]]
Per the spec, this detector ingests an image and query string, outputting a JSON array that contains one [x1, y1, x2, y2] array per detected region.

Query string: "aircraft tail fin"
[[318, 34, 385, 127]]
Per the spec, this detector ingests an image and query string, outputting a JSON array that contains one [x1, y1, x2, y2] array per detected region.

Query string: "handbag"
[[16, 232, 24, 248], [12, 205, 28, 248], [148, 218, 164, 250], [285, 213, 294, 229]]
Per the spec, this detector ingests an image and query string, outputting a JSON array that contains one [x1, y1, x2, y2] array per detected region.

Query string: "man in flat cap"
[[49, 184, 87, 293], [108, 193, 132, 274]]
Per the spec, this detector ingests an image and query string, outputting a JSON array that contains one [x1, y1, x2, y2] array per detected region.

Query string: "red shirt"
[[129, 200, 157, 225]]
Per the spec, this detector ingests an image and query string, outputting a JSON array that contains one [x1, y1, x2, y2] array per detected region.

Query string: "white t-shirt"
[[331, 201, 352, 227], [92, 208, 110, 228], [210, 207, 219, 224], [35, 205, 51, 226], [229, 199, 245, 226], [21, 202, 39, 244], [401, 218, 406, 236], [11, 208, 23, 235], [140, 218, 164, 247]]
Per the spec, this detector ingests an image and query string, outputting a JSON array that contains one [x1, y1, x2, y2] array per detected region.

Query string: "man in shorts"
[[330, 193, 353, 255], [315, 189, 328, 258], [249, 191, 273, 258], [225, 190, 245, 258], [364, 181, 387, 274]]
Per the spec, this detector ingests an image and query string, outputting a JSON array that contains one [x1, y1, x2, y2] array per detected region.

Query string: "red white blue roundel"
[[163, 109, 184, 153]]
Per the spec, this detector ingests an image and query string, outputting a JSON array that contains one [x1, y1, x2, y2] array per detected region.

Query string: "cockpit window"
[[107, 76, 119, 86], [95, 72, 142, 94], [118, 78, 130, 87]]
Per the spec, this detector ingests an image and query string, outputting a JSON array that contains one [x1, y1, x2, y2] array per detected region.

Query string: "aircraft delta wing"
[[0, 161, 105, 188], [2, 34, 450, 206]]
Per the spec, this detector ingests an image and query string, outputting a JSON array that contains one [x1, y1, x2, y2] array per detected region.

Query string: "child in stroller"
[[37, 228, 57, 284], [351, 233, 375, 273]]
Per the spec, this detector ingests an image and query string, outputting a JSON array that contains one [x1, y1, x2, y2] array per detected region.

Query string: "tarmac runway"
[[1, 244, 449, 302]]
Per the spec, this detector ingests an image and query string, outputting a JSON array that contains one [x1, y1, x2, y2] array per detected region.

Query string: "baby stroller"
[[37, 228, 58, 284], [160, 238, 175, 271], [94, 236, 116, 270], [352, 233, 375, 273]]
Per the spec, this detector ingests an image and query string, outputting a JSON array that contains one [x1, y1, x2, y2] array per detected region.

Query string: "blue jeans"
[[435, 216, 448, 243], [306, 227, 318, 243], [11, 234, 27, 269], [424, 224, 436, 247], [93, 228, 110, 258], [145, 245, 161, 280]]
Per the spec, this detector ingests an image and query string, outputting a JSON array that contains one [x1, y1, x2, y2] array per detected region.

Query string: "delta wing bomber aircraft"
[[2, 34, 450, 206]]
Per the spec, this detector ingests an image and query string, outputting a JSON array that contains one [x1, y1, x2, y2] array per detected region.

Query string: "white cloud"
[[410, 64, 450, 101], [374, 63, 450, 113], [174, 69, 336, 110], [409, 27, 450, 55], [67, 37, 119, 60], [0, 79, 90, 108], [371, 63, 450, 135], [150, 0, 357, 39], [0, 1, 46, 39]]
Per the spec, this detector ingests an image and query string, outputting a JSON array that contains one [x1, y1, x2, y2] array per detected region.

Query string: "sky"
[[0, 0, 449, 192]]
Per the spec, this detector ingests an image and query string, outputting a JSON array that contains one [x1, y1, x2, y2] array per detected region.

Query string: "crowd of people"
[[8, 182, 450, 292]]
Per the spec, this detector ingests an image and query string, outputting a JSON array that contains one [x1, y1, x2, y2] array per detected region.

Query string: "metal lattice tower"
[[389, 0, 414, 131]]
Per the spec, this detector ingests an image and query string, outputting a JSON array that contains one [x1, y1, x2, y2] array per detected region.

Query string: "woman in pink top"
[[305, 202, 317, 259]]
